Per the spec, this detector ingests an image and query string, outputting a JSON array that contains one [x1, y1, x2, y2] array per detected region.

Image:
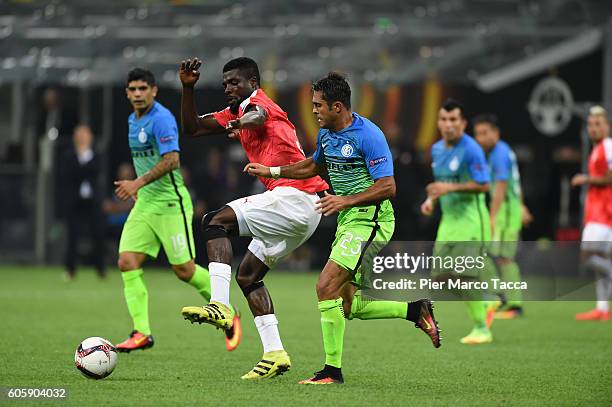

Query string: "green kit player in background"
[[113, 68, 211, 352], [421, 99, 496, 345], [245, 72, 441, 385], [474, 114, 533, 319]]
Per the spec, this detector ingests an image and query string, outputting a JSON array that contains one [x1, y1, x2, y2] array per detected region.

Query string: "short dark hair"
[[223, 57, 260, 85], [127, 68, 156, 87], [472, 113, 499, 130], [312, 72, 351, 109], [441, 98, 466, 119]]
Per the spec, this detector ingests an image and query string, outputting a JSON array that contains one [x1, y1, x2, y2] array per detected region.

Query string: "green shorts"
[[329, 219, 395, 287], [431, 241, 490, 279], [119, 205, 195, 265], [490, 227, 520, 259]]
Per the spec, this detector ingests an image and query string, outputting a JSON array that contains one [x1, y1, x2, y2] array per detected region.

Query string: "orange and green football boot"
[[116, 330, 154, 353], [299, 366, 344, 385]]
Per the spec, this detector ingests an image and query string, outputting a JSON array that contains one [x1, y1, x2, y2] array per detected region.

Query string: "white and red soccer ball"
[[74, 337, 118, 379]]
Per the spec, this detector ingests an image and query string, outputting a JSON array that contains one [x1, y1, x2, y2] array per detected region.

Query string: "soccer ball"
[[74, 337, 118, 379]]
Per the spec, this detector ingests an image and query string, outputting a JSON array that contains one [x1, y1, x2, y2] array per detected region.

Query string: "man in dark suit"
[[59, 125, 106, 279]]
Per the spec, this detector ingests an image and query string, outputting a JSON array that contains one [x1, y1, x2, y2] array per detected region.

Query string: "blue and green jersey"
[[431, 134, 490, 241], [313, 112, 394, 224], [128, 101, 191, 214]]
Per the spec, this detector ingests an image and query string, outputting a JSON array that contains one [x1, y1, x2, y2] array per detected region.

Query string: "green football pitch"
[[1, 266, 610, 406]]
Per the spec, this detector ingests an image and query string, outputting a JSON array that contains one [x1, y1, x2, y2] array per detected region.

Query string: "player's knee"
[[497, 257, 513, 266], [117, 255, 138, 272], [201, 208, 233, 242]]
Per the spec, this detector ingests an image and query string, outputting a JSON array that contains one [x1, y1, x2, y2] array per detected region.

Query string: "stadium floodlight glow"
[[476, 29, 603, 92]]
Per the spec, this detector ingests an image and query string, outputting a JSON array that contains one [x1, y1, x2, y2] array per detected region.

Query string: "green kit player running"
[[421, 99, 496, 345], [113, 68, 211, 352], [474, 114, 533, 319], [245, 72, 441, 385]]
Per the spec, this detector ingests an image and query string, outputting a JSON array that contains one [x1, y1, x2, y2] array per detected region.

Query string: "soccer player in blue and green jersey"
[[245, 72, 441, 384], [421, 99, 496, 344], [474, 114, 532, 318], [113, 68, 212, 352]]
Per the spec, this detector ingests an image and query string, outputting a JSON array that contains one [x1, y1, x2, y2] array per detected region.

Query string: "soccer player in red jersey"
[[572, 106, 612, 321], [179, 57, 329, 378]]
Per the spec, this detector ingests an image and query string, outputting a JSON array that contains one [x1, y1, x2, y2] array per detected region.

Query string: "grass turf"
[[0, 266, 610, 406]]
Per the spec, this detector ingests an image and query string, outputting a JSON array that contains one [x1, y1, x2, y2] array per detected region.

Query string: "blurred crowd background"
[[1, 0, 611, 271]]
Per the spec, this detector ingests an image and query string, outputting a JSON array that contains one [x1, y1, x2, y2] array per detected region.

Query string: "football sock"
[[121, 269, 151, 335], [596, 276, 610, 312], [319, 298, 345, 369], [254, 314, 284, 353], [348, 293, 407, 320], [209, 262, 231, 306], [500, 261, 523, 307], [465, 301, 487, 329], [187, 264, 211, 302]]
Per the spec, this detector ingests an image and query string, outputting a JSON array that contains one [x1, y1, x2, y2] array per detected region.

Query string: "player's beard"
[[228, 98, 240, 115]]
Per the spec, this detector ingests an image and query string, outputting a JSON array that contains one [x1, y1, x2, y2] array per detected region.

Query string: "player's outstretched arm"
[[114, 152, 179, 200], [316, 176, 396, 216], [571, 170, 612, 187], [243, 157, 325, 180], [179, 58, 226, 137]]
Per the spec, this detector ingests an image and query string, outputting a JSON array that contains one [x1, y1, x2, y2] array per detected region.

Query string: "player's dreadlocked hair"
[[312, 72, 351, 109], [472, 113, 499, 130], [127, 68, 156, 87], [223, 57, 261, 86], [442, 98, 467, 119]]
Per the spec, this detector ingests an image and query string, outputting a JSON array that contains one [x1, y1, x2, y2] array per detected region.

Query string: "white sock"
[[595, 278, 609, 312], [208, 262, 231, 307], [254, 314, 284, 353]]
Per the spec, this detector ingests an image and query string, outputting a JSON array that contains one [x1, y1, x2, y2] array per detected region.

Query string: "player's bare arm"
[[243, 157, 325, 180], [316, 176, 396, 217], [426, 180, 489, 200], [179, 58, 226, 137], [489, 180, 507, 231], [114, 151, 179, 200], [571, 170, 612, 187]]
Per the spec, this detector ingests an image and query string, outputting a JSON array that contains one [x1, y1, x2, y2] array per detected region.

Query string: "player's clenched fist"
[[243, 162, 271, 178], [179, 58, 202, 87], [420, 197, 434, 216]]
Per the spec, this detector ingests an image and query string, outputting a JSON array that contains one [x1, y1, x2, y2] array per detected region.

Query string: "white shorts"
[[227, 186, 322, 268], [581, 222, 612, 253]]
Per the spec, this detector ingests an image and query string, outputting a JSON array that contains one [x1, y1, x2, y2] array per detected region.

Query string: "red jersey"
[[212, 89, 328, 193], [585, 137, 612, 226]]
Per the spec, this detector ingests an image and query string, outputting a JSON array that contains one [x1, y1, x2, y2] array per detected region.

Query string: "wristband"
[[270, 166, 281, 179]]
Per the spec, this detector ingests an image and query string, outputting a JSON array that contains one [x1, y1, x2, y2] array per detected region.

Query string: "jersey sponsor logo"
[[327, 161, 363, 171], [131, 149, 155, 158], [449, 156, 460, 171], [341, 142, 354, 157], [138, 128, 147, 143], [369, 156, 387, 167]]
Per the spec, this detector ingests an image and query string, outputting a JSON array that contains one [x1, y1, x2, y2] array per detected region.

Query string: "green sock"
[[500, 261, 522, 307], [319, 298, 345, 368], [465, 301, 487, 330], [188, 265, 211, 302], [121, 269, 150, 335], [348, 293, 407, 320]]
